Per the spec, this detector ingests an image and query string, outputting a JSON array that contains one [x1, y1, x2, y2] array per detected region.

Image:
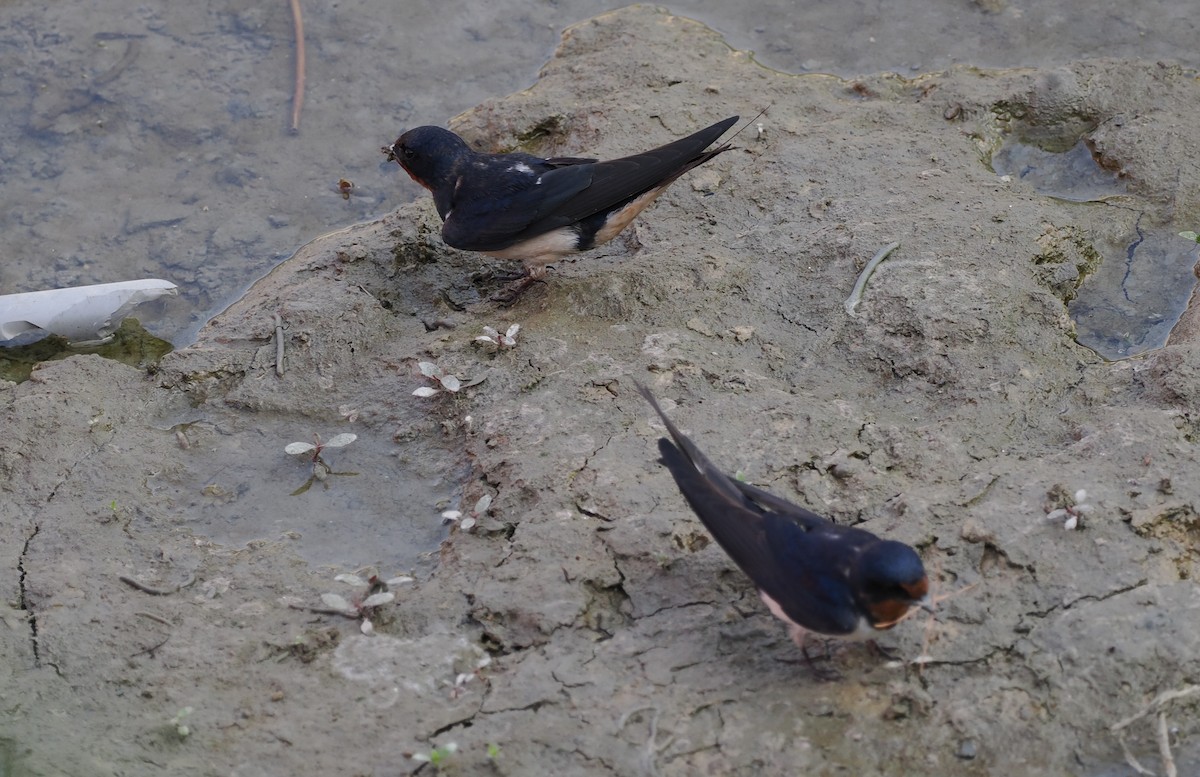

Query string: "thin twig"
[[1156, 711, 1177, 777], [1112, 686, 1200, 731], [286, 602, 357, 619], [1111, 684, 1199, 777], [134, 611, 173, 627], [844, 241, 900, 317], [289, 0, 306, 133], [130, 633, 170, 658], [1118, 744, 1155, 777], [274, 314, 285, 376], [900, 555, 978, 671], [119, 573, 196, 596]]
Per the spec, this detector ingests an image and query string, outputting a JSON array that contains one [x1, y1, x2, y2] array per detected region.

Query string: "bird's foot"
[[489, 275, 545, 306], [801, 639, 843, 681], [486, 266, 531, 283], [775, 644, 842, 681], [776, 629, 842, 681]]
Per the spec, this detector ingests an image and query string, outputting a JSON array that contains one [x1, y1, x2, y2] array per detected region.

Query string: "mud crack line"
[[1120, 212, 1145, 303], [18, 524, 41, 667]]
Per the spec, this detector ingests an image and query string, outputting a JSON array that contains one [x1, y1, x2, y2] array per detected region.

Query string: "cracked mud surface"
[[4, 7, 1200, 775]]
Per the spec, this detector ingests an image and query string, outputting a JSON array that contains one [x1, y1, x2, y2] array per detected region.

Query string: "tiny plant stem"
[[844, 241, 900, 317], [274, 314, 285, 376], [119, 573, 196, 596], [289, 0, 306, 133]]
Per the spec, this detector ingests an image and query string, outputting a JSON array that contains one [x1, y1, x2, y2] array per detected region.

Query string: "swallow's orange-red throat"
[[382, 116, 739, 285], [637, 385, 932, 663]]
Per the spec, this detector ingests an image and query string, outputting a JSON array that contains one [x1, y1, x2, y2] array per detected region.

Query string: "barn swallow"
[[637, 385, 931, 666], [382, 116, 738, 295]]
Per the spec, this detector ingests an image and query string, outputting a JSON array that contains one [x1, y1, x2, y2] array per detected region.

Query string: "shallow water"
[[992, 137, 1200, 359], [148, 408, 465, 570], [1, 0, 1195, 345]]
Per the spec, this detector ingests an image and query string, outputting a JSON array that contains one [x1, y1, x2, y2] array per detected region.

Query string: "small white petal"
[[455, 672, 471, 686], [386, 576, 414, 586], [418, 361, 439, 377], [476, 655, 492, 669], [1064, 515, 1079, 531], [460, 517, 477, 531], [413, 386, 441, 397], [443, 743, 459, 754], [334, 573, 366, 586], [285, 442, 316, 455], [411, 754, 431, 763], [1046, 508, 1068, 521], [1074, 489, 1088, 503], [505, 323, 521, 338], [441, 510, 462, 523], [439, 374, 462, 392], [324, 433, 357, 448], [361, 591, 395, 608], [482, 326, 500, 338], [360, 618, 375, 635], [475, 335, 498, 344], [320, 593, 354, 613], [1074, 504, 1094, 514], [473, 494, 493, 514]]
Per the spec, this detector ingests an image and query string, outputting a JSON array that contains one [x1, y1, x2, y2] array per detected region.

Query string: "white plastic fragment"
[[0, 279, 178, 343]]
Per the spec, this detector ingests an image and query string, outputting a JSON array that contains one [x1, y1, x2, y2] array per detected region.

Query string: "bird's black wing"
[[640, 385, 749, 508], [441, 117, 737, 251], [441, 156, 596, 251], [542, 156, 599, 167], [640, 384, 877, 635], [760, 515, 873, 635], [655, 436, 775, 573], [730, 478, 832, 532], [530, 115, 738, 229], [655, 437, 865, 635]]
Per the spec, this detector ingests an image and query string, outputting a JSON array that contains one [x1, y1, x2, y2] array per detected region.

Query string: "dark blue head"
[[853, 540, 930, 629], [384, 126, 471, 192]]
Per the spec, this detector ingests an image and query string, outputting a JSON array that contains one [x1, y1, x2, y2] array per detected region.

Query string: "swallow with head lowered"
[[638, 385, 932, 671], [382, 115, 740, 299]]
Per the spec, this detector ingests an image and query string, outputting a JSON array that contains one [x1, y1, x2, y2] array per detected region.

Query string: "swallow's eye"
[[401, 146, 416, 160]]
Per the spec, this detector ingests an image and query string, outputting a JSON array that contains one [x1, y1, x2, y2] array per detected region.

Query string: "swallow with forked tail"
[[382, 116, 738, 295], [637, 385, 931, 664]]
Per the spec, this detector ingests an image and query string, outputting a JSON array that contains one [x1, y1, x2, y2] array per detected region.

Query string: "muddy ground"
[[4, 6, 1200, 775]]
